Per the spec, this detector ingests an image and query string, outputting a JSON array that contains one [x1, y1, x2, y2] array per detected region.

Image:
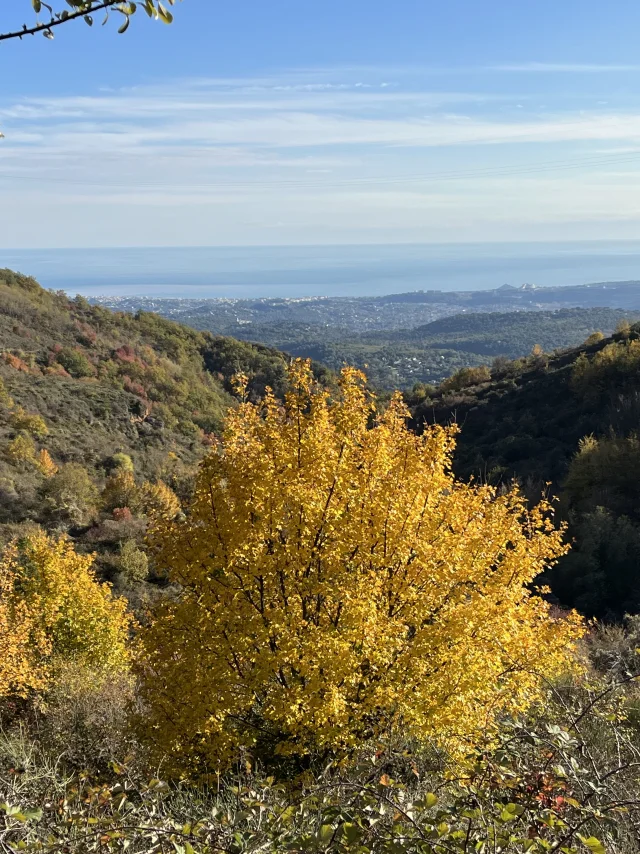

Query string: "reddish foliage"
[[122, 376, 147, 398], [74, 321, 98, 345], [44, 364, 70, 378], [2, 353, 32, 373], [114, 345, 146, 368]]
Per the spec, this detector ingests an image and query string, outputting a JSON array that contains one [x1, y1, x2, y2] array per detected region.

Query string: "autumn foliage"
[[139, 361, 583, 772], [0, 532, 131, 699]]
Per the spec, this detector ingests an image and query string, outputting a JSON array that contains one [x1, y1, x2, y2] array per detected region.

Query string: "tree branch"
[[0, 1, 175, 43], [0, 2, 118, 42]]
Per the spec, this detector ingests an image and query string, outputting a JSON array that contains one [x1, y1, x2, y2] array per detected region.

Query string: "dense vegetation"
[[0, 268, 330, 585], [407, 322, 640, 619], [112, 297, 636, 387], [1, 362, 638, 853], [0, 272, 639, 852], [273, 308, 635, 387]]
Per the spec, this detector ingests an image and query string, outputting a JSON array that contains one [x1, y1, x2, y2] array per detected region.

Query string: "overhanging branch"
[[0, 2, 119, 42], [0, 1, 174, 43]]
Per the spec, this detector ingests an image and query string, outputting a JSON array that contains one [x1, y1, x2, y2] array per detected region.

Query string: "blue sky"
[[3, 0, 640, 247]]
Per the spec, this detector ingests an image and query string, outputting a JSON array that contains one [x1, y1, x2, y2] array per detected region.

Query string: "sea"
[[3, 241, 640, 300]]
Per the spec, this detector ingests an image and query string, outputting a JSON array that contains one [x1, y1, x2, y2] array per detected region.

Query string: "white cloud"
[[3, 69, 640, 245], [5, 74, 640, 158], [8, 109, 640, 156]]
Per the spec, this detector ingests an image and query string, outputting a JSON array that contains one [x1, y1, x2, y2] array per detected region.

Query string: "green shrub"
[[118, 540, 149, 584], [56, 348, 96, 379], [42, 463, 99, 526], [2, 678, 639, 853], [440, 364, 491, 392], [109, 452, 134, 473]]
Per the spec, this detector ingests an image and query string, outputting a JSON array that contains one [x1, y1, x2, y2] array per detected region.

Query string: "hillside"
[[392, 307, 636, 355], [3, 267, 638, 619], [92, 293, 638, 387], [0, 269, 322, 582], [300, 307, 634, 386], [408, 323, 640, 618]]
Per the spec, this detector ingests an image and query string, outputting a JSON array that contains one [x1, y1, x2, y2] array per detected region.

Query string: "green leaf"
[[23, 808, 43, 822], [157, 2, 173, 23], [118, 16, 130, 33], [342, 822, 361, 844], [319, 824, 334, 843], [502, 803, 525, 819], [32, 0, 42, 12], [578, 836, 605, 854], [424, 792, 438, 808]]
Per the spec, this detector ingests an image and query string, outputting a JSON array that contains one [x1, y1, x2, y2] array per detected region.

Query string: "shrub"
[[0, 377, 14, 408], [440, 364, 491, 392], [118, 540, 149, 584], [615, 319, 632, 339], [55, 348, 95, 379], [36, 449, 58, 479], [584, 330, 605, 346], [135, 479, 180, 520], [571, 339, 640, 400], [42, 463, 99, 526], [0, 532, 131, 698], [35, 661, 135, 772], [2, 674, 638, 853], [109, 452, 134, 473], [138, 362, 583, 773], [101, 470, 138, 514], [0, 548, 47, 699], [6, 433, 37, 466], [9, 406, 48, 438]]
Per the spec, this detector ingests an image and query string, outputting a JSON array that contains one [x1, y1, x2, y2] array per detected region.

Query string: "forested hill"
[[0, 269, 325, 578], [408, 326, 629, 486], [107, 292, 636, 388], [398, 307, 636, 355], [407, 323, 640, 618]]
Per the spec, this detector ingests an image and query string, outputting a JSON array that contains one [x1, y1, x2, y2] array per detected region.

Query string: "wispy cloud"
[[3, 68, 640, 246], [490, 62, 640, 73], [8, 104, 640, 154]]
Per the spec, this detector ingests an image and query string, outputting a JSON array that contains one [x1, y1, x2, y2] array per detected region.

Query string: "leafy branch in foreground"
[[0, 1, 179, 42]]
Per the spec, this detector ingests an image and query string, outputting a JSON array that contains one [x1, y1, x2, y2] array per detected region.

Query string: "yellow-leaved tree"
[[0, 532, 132, 699], [139, 361, 583, 773]]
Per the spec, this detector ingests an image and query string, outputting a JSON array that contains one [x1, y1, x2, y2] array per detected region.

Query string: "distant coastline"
[[4, 240, 640, 299]]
